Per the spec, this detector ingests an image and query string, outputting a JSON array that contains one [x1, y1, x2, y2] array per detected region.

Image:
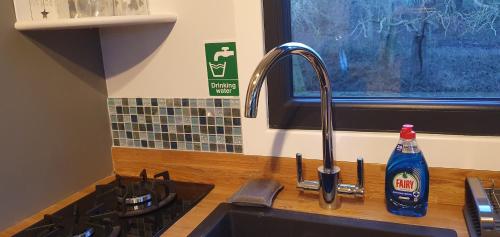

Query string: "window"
[[263, 0, 500, 135]]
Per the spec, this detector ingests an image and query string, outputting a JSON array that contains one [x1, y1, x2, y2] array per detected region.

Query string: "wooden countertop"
[[2, 148, 499, 237]]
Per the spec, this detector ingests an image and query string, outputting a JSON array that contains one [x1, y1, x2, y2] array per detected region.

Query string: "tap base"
[[319, 188, 341, 209], [317, 166, 341, 209]]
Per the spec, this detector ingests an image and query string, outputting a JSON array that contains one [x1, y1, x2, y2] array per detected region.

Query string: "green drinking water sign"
[[205, 42, 239, 96]]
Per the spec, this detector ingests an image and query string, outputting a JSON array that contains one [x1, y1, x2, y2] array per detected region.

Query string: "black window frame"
[[263, 0, 500, 136]]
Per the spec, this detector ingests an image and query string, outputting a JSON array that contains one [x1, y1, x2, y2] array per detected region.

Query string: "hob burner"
[[112, 170, 176, 217], [17, 206, 121, 237]]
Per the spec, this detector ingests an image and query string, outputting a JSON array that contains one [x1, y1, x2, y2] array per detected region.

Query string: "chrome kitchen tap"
[[244, 42, 364, 209]]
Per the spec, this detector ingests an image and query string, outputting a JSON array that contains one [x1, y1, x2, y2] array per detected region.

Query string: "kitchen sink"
[[189, 203, 457, 237]]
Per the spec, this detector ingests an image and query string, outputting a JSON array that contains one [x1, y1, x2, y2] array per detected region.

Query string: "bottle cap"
[[400, 124, 416, 139]]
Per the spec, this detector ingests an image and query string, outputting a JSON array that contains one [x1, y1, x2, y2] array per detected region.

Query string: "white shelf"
[[14, 14, 177, 31]]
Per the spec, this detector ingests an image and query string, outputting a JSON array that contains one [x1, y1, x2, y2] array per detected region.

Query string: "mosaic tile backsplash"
[[108, 98, 243, 153]]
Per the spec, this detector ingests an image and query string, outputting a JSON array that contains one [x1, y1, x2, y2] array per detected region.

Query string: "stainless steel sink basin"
[[189, 203, 457, 237]]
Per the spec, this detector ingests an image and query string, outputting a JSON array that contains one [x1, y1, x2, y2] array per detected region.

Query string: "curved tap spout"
[[244, 42, 334, 170]]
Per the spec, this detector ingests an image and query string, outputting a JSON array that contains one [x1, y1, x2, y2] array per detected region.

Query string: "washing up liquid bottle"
[[385, 124, 429, 217]]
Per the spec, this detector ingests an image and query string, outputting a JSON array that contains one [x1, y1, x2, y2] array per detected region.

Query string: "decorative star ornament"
[[41, 9, 49, 19]]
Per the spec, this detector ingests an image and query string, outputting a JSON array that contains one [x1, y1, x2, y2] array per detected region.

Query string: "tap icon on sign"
[[209, 47, 235, 78], [213, 47, 235, 62]]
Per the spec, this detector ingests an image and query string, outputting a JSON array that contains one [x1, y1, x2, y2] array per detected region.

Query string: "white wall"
[[102, 0, 500, 171], [102, 0, 236, 98]]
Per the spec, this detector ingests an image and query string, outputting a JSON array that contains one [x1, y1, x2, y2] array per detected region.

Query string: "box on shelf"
[[29, 0, 150, 21], [114, 0, 150, 16]]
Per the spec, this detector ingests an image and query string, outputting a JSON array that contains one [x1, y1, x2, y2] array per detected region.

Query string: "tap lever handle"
[[296, 153, 303, 183], [357, 157, 364, 189], [295, 153, 320, 191]]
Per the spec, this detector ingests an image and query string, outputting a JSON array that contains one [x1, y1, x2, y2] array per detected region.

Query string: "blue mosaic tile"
[[108, 98, 243, 154]]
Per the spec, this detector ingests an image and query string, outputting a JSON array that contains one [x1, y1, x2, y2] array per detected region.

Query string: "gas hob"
[[14, 170, 214, 237]]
